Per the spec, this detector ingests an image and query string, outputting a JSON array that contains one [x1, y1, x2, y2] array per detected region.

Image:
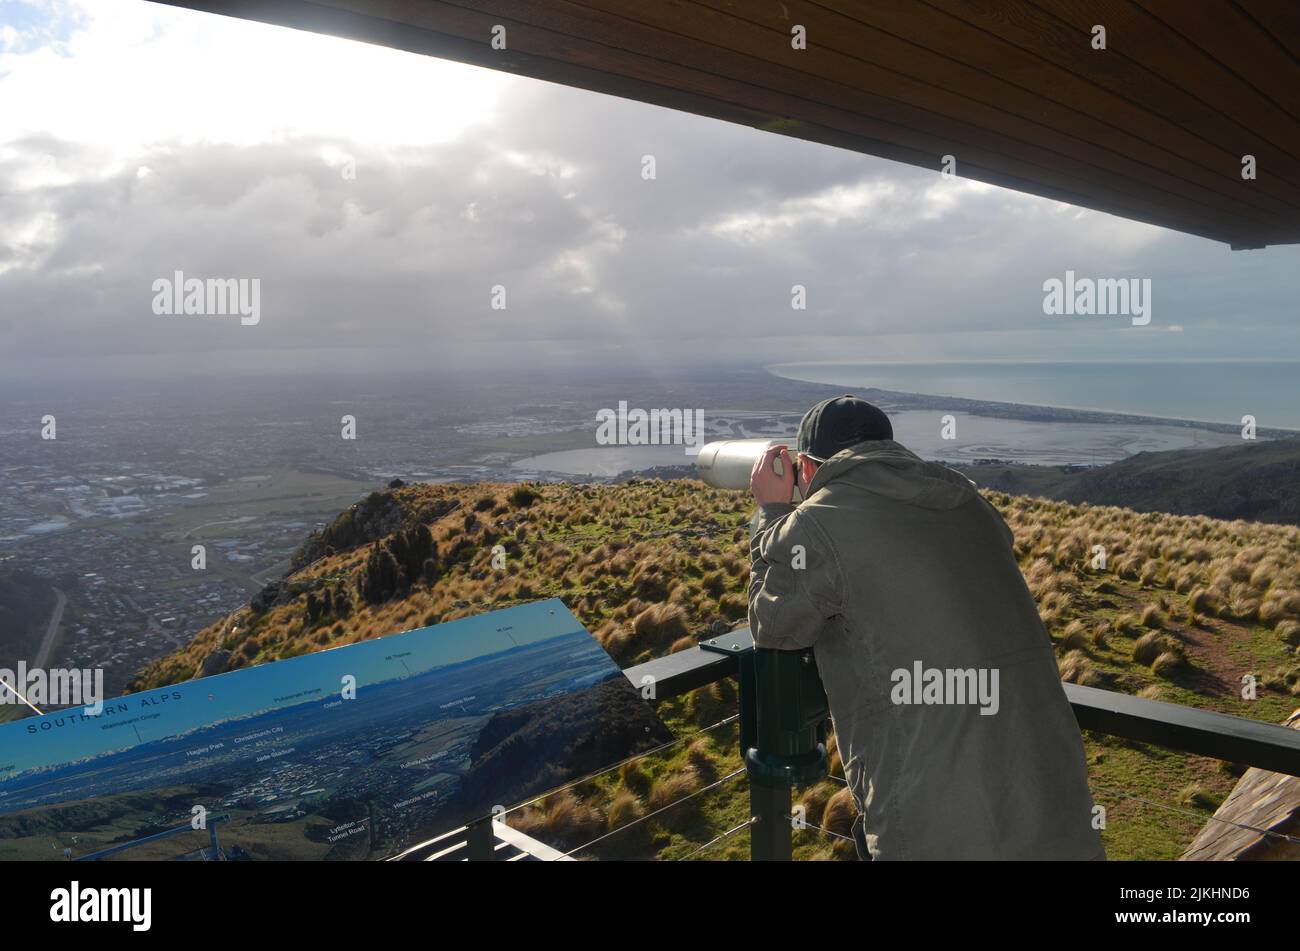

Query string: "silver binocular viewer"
[[694, 438, 802, 497]]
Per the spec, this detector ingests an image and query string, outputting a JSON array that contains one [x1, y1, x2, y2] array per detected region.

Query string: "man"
[[748, 395, 1104, 860]]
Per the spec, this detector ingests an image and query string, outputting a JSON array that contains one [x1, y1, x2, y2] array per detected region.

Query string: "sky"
[[2, 0, 1299, 382]]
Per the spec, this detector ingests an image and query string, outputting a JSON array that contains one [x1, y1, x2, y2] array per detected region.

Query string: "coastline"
[[765, 364, 1300, 439]]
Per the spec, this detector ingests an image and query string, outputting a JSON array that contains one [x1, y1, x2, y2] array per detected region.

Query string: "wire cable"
[[677, 817, 754, 860], [796, 820, 855, 843], [1092, 784, 1300, 847], [829, 774, 1299, 847], [681, 814, 856, 860], [559, 767, 746, 858], [500, 713, 739, 818]]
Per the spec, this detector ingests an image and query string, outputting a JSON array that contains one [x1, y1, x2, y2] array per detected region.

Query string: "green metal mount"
[[701, 631, 829, 860], [701, 633, 830, 790]]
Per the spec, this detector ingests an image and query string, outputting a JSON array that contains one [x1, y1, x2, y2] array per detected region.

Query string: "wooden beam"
[[156, 0, 1300, 246]]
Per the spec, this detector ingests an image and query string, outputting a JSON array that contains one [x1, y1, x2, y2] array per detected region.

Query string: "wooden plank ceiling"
[[161, 0, 1300, 249]]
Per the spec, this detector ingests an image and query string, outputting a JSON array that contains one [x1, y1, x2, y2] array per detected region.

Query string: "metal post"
[[697, 633, 829, 861], [465, 817, 494, 861], [740, 646, 828, 861], [749, 782, 793, 861]]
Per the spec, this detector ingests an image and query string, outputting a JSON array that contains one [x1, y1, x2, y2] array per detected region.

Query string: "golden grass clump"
[[1187, 587, 1220, 617], [1058, 619, 1090, 651], [685, 738, 718, 782], [647, 769, 700, 814], [1151, 651, 1183, 679], [511, 790, 605, 849], [631, 602, 692, 654], [822, 787, 859, 859], [822, 787, 856, 839], [1133, 631, 1183, 666], [1113, 613, 1141, 637], [1058, 649, 1106, 687], [684, 677, 736, 727], [1138, 559, 1163, 587], [1139, 604, 1167, 629], [1275, 619, 1300, 647], [798, 782, 835, 827], [618, 759, 652, 797], [605, 789, 645, 832], [1176, 784, 1220, 810]]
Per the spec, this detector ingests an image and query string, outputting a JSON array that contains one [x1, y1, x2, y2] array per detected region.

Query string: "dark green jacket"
[[749, 439, 1104, 860]]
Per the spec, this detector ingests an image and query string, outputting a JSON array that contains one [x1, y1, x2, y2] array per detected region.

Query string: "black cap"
[[797, 395, 893, 460]]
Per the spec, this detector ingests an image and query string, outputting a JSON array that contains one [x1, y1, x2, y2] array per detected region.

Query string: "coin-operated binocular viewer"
[[696, 437, 832, 859], [695, 438, 805, 500]]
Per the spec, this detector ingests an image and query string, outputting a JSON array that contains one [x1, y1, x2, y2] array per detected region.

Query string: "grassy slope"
[[132, 480, 1300, 860], [963, 436, 1300, 527]]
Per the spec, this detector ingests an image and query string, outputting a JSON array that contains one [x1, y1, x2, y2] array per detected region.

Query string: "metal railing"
[[392, 818, 572, 862], [630, 628, 1300, 775], [407, 627, 1300, 861]]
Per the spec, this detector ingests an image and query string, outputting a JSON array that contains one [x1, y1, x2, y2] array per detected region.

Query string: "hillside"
[[132, 479, 1300, 860], [962, 436, 1300, 526]]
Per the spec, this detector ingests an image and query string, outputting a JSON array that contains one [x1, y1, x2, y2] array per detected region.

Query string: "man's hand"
[[751, 444, 795, 506]]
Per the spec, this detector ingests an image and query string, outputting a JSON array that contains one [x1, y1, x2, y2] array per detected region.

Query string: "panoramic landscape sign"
[[0, 599, 672, 860]]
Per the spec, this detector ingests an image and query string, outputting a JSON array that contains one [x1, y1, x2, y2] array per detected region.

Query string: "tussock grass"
[[822, 788, 859, 859], [1140, 604, 1167, 629], [1059, 649, 1109, 688], [1060, 619, 1090, 651], [1133, 631, 1182, 666], [1275, 620, 1300, 647], [1176, 784, 1221, 811], [1151, 651, 1184, 679], [648, 769, 700, 814], [129, 479, 1300, 861], [605, 789, 645, 832], [511, 790, 604, 849], [1114, 613, 1141, 637]]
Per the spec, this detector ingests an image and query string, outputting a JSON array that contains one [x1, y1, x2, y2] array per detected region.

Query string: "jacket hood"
[[806, 439, 977, 510]]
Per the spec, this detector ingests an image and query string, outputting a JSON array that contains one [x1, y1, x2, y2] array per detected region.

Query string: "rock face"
[[358, 524, 437, 604], [196, 648, 232, 679], [1181, 708, 1300, 860], [291, 491, 409, 570], [250, 582, 280, 614]]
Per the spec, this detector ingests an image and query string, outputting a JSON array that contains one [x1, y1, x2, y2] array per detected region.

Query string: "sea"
[[768, 361, 1300, 431]]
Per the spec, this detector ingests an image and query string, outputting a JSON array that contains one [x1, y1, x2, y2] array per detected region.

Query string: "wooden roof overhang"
[[159, 0, 1300, 249]]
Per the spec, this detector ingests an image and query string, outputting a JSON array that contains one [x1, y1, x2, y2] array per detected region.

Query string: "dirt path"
[[1111, 580, 1247, 700]]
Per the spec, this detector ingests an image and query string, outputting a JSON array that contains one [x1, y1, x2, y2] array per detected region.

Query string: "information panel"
[[0, 599, 672, 860]]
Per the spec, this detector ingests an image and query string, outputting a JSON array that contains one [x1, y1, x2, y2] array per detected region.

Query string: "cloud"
[[1, 0, 1298, 379]]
